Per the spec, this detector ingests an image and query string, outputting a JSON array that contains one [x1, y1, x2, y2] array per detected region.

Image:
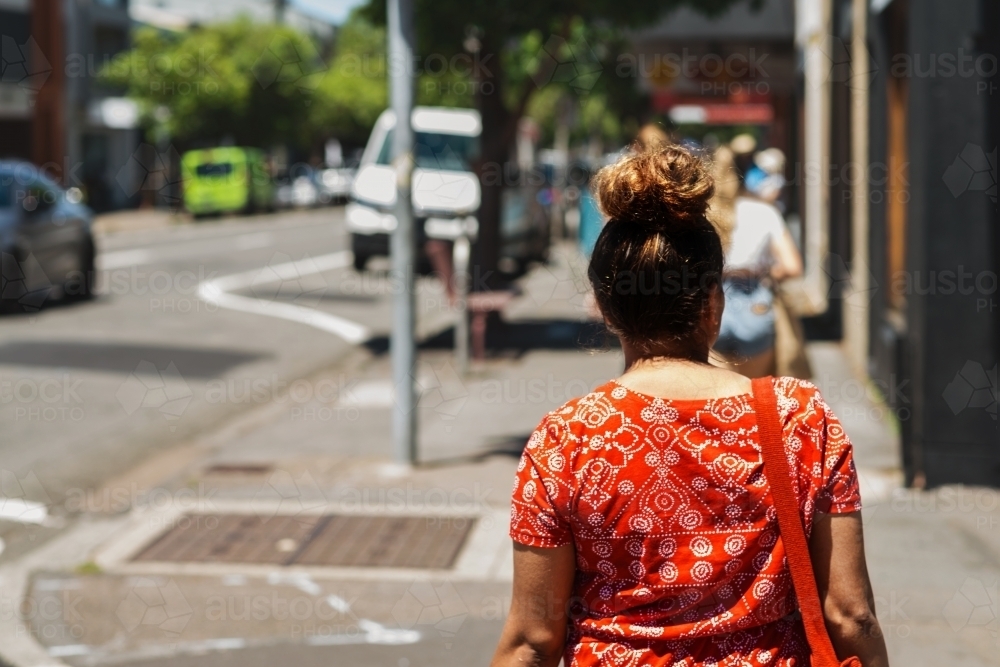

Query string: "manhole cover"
[[133, 514, 475, 569]]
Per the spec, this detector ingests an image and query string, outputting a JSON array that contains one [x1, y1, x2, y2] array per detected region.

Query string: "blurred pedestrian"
[[491, 144, 888, 667], [634, 123, 669, 152], [710, 144, 804, 378], [729, 131, 757, 176], [745, 147, 788, 211]]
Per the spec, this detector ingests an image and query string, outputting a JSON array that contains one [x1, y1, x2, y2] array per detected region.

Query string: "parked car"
[[277, 167, 321, 208], [316, 167, 355, 204], [180, 147, 273, 217], [347, 106, 549, 273], [0, 162, 95, 312]]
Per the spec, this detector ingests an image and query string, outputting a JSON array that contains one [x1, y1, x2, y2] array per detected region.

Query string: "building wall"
[[899, 0, 997, 486], [867, 0, 911, 459]]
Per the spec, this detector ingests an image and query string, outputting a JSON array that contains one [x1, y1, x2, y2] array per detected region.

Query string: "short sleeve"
[[762, 203, 787, 240], [811, 390, 862, 515], [509, 417, 573, 548]]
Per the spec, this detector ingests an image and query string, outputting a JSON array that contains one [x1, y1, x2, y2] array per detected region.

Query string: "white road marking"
[[266, 576, 421, 647], [198, 251, 369, 344], [306, 620, 421, 646], [325, 594, 353, 614], [198, 638, 247, 651], [338, 379, 395, 408], [96, 248, 152, 270], [48, 644, 91, 657], [267, 572, 322, 596], [0, 498, 48, 524]]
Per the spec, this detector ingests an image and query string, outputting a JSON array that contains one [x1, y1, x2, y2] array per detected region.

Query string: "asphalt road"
[[0, 207, 451, 560]]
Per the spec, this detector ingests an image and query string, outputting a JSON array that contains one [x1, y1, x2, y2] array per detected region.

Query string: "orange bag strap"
[[751, 377, 845, 667]]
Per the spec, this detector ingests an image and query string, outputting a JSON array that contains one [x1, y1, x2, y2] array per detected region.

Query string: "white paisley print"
[[509, 377, 862, 667]]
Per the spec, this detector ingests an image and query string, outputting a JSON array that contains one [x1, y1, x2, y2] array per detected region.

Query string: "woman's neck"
[[621, 344, 710, 372]]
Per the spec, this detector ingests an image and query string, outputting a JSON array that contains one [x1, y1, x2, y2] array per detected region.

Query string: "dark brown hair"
[[588, 145, 724, 357]]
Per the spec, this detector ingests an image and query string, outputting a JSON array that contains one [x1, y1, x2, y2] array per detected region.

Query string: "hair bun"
[[593, 145, 714, 227]]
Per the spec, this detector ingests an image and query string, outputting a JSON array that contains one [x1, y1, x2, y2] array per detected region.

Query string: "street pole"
[[454, 232, 471, 375], [388, 0, 417, 465]]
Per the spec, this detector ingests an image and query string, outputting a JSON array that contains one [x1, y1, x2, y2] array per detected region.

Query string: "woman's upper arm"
[[511, 542, 576, 635], [770, 226, 803, 279], [803, 384, 873, 616], [492, 542, 575, 666], [496, 416, 577, 666], [809, 513, 876, 616]]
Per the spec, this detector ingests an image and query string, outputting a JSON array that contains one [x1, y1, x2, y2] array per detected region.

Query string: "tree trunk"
[[473, 44, 512, 291]]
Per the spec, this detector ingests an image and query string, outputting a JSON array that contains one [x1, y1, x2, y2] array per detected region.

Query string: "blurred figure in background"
[[728, 132, 757, 177], [634, 123, 669, 152], [745, 147, 788, 212], [710, 144, 804, 378]]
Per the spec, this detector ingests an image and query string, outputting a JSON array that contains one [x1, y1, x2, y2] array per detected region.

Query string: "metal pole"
[[453, 234, 470, 375], [388, 0, 416, 465]]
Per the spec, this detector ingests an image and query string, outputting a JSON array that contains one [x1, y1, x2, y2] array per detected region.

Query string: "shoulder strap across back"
[[751, 376, 858, 667]]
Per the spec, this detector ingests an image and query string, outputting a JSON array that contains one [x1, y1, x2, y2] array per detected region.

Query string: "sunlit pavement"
[[0, 216, 617, 667], [0, 212, 998, 667], [0, 207, 449, 561]]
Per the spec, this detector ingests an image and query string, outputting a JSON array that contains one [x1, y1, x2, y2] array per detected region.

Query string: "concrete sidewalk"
[[809, 342, 1000, 667], [1, 246, 997, 667]]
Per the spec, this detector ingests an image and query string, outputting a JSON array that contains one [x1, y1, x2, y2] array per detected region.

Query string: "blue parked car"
[[0, 161, 96, 313]]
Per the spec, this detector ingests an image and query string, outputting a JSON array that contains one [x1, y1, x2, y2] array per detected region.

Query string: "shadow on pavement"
[[0, 341, 267, 377], [365, 319, 614, 358], [234, 287, 380, 304]]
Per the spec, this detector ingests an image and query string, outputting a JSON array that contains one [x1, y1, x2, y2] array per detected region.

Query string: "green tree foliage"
[[309, 16, 387, 148], [101, 19, 327, 149], [103, 13, 471, 152], [310, 11, 474, 147], [360, 0, 739, 151], [360, 0, 741, 279]]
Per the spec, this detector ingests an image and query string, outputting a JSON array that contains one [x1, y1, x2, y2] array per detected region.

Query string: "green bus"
[[181, 147, 273, 216]]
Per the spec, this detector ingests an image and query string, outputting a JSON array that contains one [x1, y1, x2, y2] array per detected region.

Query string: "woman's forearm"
[[490, 630, 564, 667], [826, 608, 891, 667]]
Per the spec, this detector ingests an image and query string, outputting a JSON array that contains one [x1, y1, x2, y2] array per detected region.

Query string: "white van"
[[346, 106, 482, 271]]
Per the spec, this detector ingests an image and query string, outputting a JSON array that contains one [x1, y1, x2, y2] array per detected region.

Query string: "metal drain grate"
[[133, 514, 475, 569]]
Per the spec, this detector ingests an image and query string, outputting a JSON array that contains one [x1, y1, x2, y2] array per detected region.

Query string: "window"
[[195, 163, 235, 178], [377, 130, 479, 172]]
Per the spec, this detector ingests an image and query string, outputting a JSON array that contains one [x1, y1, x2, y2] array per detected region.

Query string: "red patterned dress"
[[509, 376, 861, 667]]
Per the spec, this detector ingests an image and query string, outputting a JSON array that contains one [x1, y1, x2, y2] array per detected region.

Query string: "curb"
[[0, 517, 127, 667]]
